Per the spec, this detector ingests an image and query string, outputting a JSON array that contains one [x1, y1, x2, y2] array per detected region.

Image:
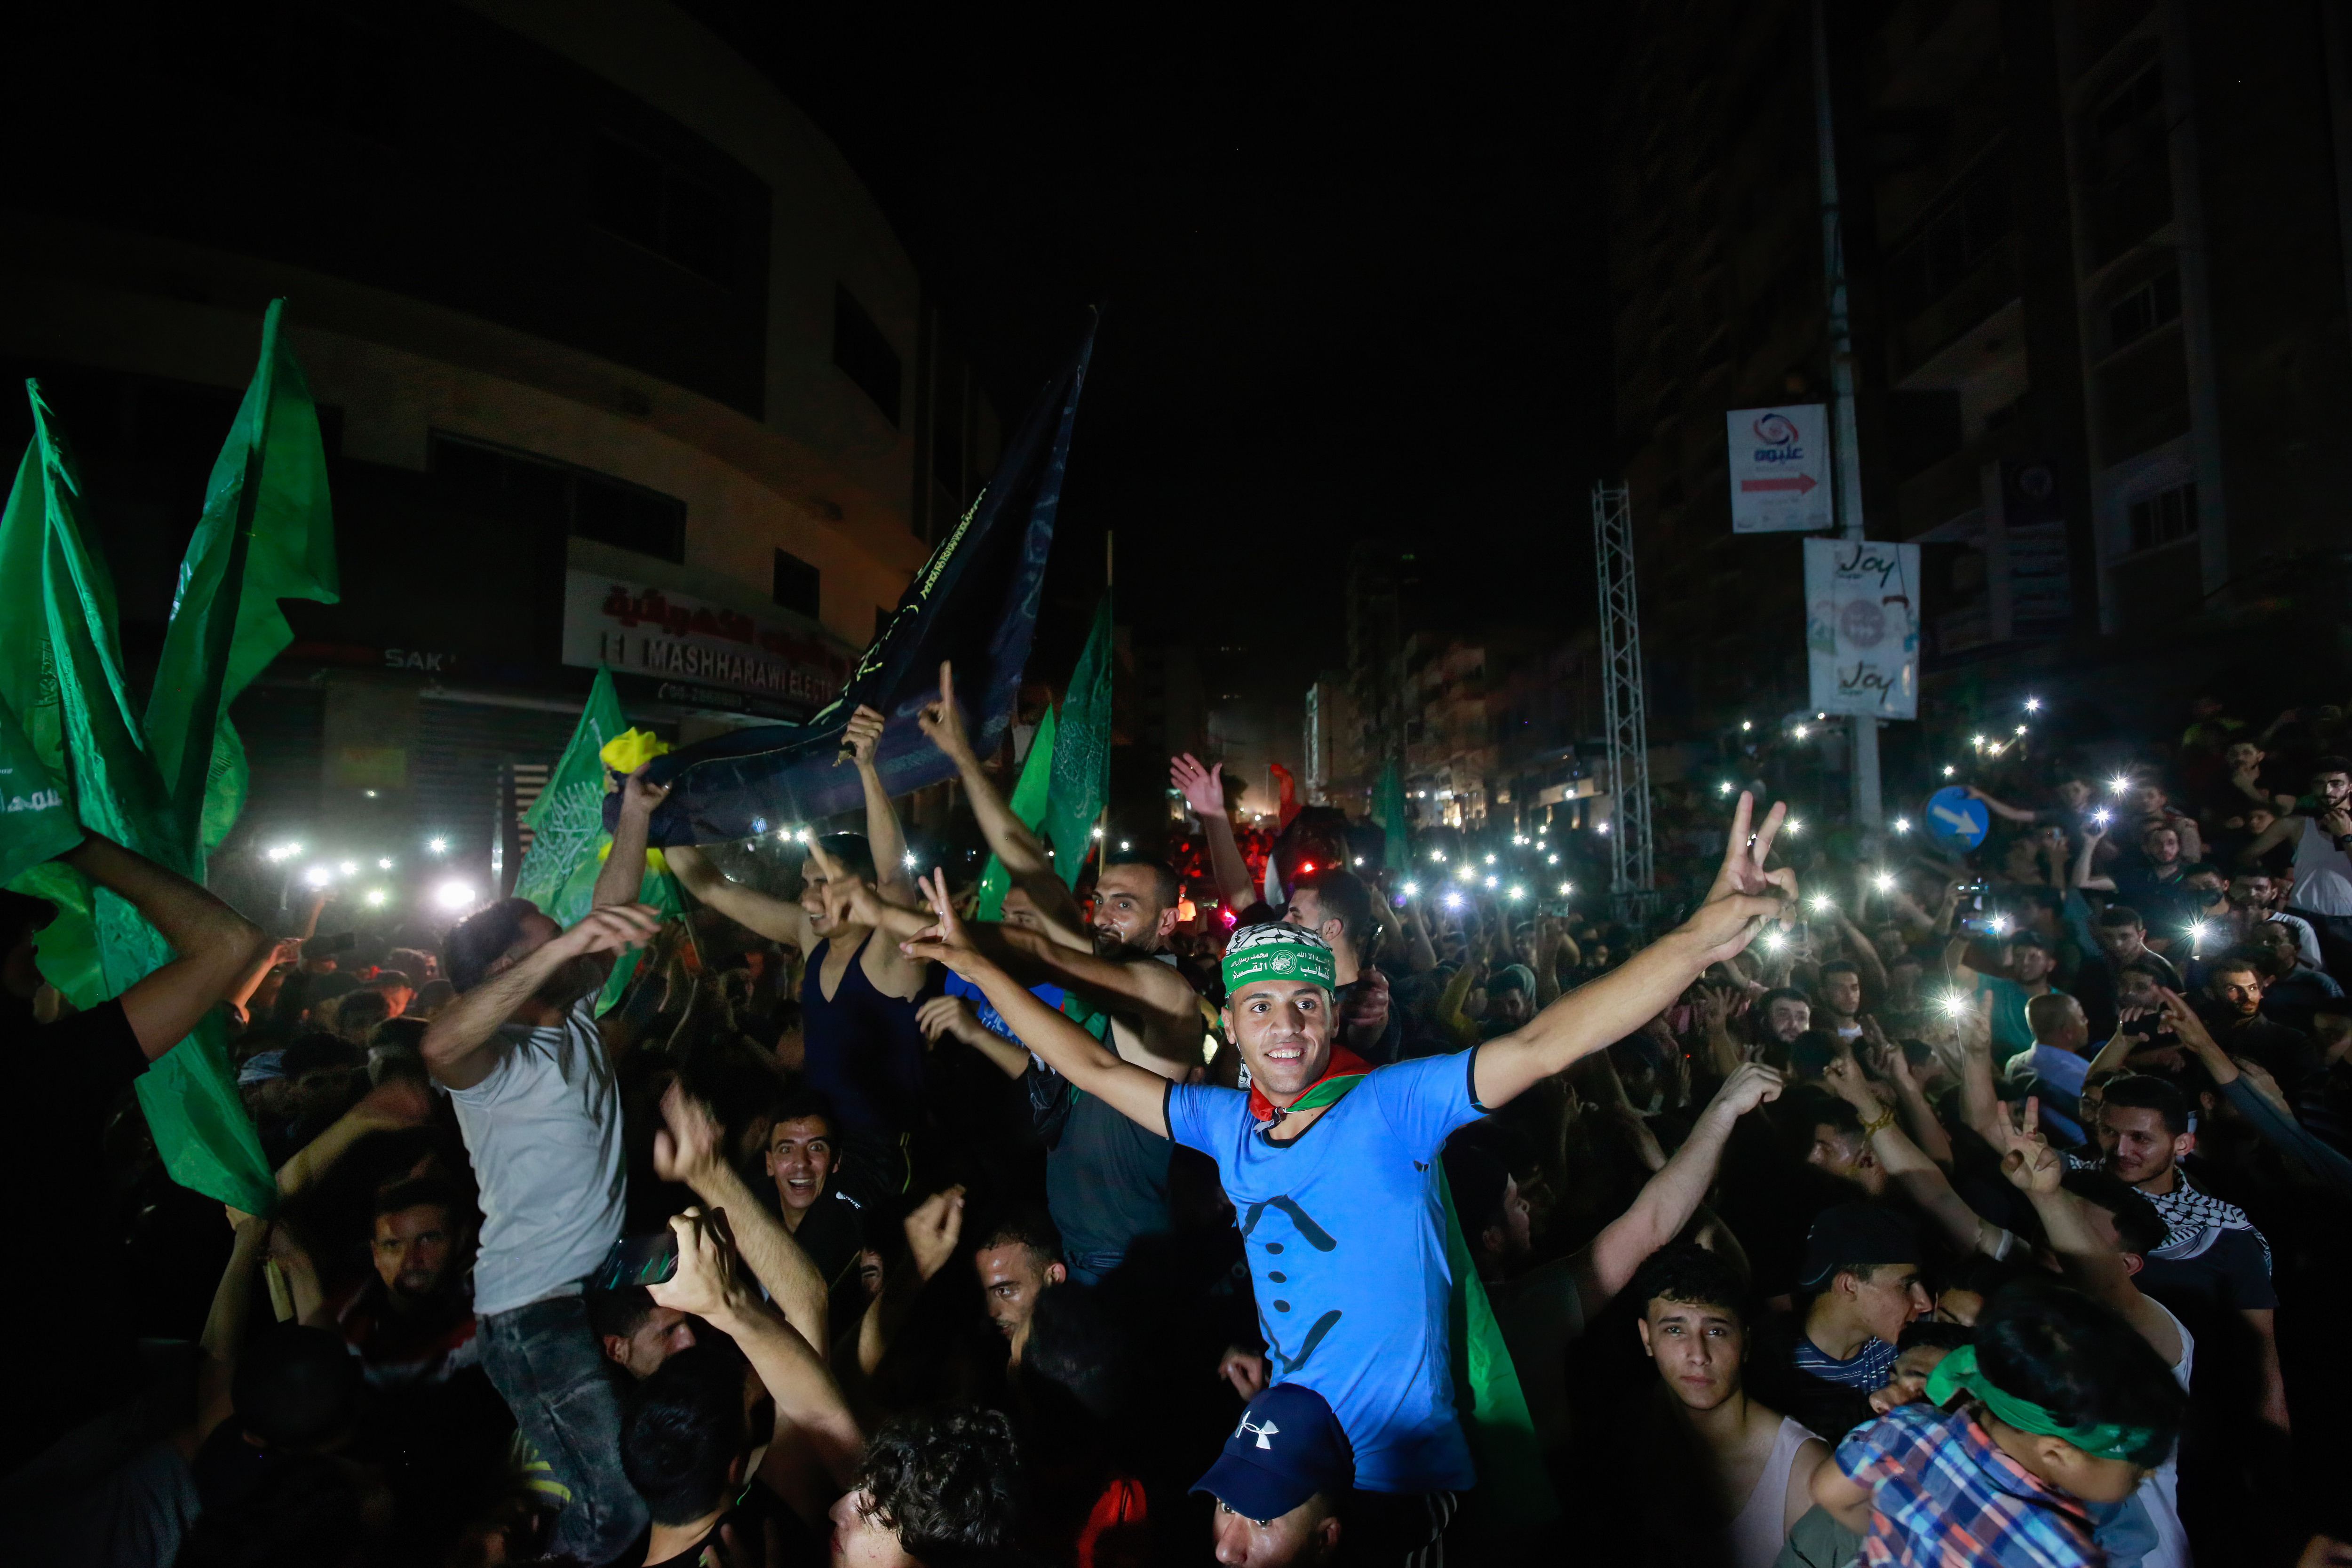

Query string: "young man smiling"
[[902, 792, 1800, 1553]]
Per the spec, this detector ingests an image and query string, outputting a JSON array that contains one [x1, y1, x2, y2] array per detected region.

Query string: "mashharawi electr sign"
[[1725, 404, 1832, 533], [561, 571, 845, 719], [1804, 538, 1921, 721]]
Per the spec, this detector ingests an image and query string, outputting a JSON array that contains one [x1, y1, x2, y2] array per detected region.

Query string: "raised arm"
[[652, 1083, 830, 1357], [842, 704, 918, 907], [1173, 754, 1257, 914], [2237, 812, 2304, 869], [916, 995, 1031, 1079], [1824, 1056, 2010, 1258], [1953, 995, 2006, 1146], [1995, 1114, 2182, 1364], [1836, 909, 1890, 997], [1965, 785, 2040, 825], [900, 870, 1173, 1135], [665, 843, 811, 949], [916, 662, 1082, 933], [1573, 1064, 1783, 1313], [195, 1208, 272, 1449], [419, 904, 660, 1089], [2083, 1005, 2147, 1084], [594, 764, 667, 910], [651, 1208, 863, 1512], [60, 834, 270, 1059], [2071, 820, 2116, 892], [1473, 793, 1795, 1110], [1864, 1024, 1953, 1170]]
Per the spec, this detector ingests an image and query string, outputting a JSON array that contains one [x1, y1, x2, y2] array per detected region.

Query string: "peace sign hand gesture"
[[1681, 791, 1797, 964]]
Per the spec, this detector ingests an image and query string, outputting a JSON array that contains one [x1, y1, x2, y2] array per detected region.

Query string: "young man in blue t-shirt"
[[899, 793, 1799, 1547]]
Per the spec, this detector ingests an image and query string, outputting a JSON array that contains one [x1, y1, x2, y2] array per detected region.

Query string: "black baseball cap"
[[1797, 1202, 1921, 1290], [1192, 1382, 1354, 1522]]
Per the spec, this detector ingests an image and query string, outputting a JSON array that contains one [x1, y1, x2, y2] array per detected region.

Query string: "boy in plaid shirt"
[[1812, 1278, 2186, 1567]]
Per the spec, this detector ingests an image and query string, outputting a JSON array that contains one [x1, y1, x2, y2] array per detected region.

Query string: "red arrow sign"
[[1740, 473, 1818, 493]]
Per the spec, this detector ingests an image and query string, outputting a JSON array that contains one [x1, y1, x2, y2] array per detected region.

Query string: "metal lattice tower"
[[1592, 483, 1654, 909]]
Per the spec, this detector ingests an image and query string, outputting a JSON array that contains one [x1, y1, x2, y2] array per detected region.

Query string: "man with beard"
[[323, 1177, 480, 1387], [423, 764, 668, 1564], [903, 792, 1803, 1554], [2239, 755, 2352, 977]]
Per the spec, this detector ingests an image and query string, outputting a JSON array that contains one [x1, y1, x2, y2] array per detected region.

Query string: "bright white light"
[[1793, 724, 1809, 739], [1353, 857, 1364, 866], [1546, 853, 1558, 865], [1989, 915, 2011, 935], [1972, 734, 1986, 748], [1816, 712, 1826, 721], [2014, 725, 2027, 736], [1893, 817, 1912, 834], [903, 852, 918, 869], [2025, 697, 2042, 712], [1508, 886, 1526, 900], [1402, 881, 1420, 897], [2092, 808, 2112, 826], [1717, 780, 1733, 795], [2189, 921, 2211, 947], [1456, 863, 1475, 882], [1740, 720, 1753, 732], [1484, 876, 1499, 889], [264, 844, 292, 864], [338, 860, 357, 876], [1873, 872, 1896, 892], [1597, 822, 1611, 835], [1431, 850, 1446, 863], [428, 837, 448, 854], [1939, 992, 1970, 1017], [1091, 826, 1104, 840], [1120, 840, 1132, 851], [1942, 765, 1956, 777], [1485, 854, 1497, 865], [1810, 895, 1834, 913], [795, 829, 811, 844], [303, 866, 332, 888], [1764, 930, 1787, 951], [1444, 891, 1464, 910], [377, 857, 394, 870], [364, 888, 388, 908], [778, 829, 794, 843], [434, 881, 475, 911], [2108, 776, 2132, 795], [1784, 820, 1802, 835], [1558, 882, 1572, 896]]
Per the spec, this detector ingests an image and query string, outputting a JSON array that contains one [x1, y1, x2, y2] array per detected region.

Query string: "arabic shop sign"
[[561, 572, 846, 713], [1726, 404, 1831, 533]]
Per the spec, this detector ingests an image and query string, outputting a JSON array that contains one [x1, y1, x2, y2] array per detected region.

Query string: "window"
[[2095, 65, 2165, 145], [430, 433, 684, 561], [1887, 157, 2012, 318], [592, 130, 742, 287], [833, 286, 903, 426], [2128, 482, 2197, 553], [773, 549, 820, 618], [2107, 271, 2181, 351]]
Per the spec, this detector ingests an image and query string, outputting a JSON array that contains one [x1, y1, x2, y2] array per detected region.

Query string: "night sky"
[[687, 5, 1613, 695]]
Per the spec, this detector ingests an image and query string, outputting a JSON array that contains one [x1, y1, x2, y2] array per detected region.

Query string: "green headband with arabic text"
[[1222, 922, 1336, 994]]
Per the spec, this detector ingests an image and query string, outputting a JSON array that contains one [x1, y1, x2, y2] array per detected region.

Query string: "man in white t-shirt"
[[422, 768, 667, 1563]]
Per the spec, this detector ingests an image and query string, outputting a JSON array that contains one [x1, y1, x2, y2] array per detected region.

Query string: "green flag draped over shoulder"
[[1440, 1173, 1559, 1533], [1042, 596, 1113, 890], [512, 668, 680, 1013], [973, 702, 1057, 921]]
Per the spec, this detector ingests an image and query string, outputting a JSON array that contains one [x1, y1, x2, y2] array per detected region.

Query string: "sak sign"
[[562, 572, 846, 715], [1726, 404, 1831, 533], [1804, 538, 1920, 720]]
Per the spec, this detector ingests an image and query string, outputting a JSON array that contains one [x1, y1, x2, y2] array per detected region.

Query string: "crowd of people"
[[9, 672, 2352, 1568]]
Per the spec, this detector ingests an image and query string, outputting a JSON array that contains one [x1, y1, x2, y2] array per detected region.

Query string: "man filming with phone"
[[421, 763, 668, 1564]]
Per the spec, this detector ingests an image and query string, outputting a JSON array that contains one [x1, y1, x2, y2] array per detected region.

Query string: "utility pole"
[[1812, 0, 1882, 832]]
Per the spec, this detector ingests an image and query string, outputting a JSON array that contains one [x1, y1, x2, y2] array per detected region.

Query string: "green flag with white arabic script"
[[1042, 597, 1112, 890]]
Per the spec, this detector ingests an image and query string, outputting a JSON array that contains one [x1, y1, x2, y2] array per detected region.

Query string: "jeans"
[[477, 1294, 646, 1562]]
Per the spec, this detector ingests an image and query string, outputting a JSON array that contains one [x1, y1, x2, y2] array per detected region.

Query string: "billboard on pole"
[[1804, 538, 1920, 719], [1726, 404, 1831, 533]]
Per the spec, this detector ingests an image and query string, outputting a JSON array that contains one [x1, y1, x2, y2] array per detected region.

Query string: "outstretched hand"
[[652, 1081, 725, 1188], [1994, 1100, 2063, 1195], [1708, 1060, 1785, 1118], [1680, 792, 1796, 964], [903, 1185, 966, 1283], [842, 705, 887, 767], [1170, 753, 1227, 816], [649, 1206, 747, 1321], [915, 661, 974, 760], [559, 903, 664, 959], [900, 868, 988, 980]]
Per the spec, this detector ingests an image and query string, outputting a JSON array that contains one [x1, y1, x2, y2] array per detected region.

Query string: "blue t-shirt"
[[943, 972, 1066, 1054], [1164, 1049, 1485, 1494]]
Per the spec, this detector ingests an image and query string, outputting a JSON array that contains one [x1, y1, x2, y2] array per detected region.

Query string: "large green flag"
[[513, 668, 681, 1013], [972, 702, 1057, 921], [1374, 758, 1410, 875], [1041, 597, 1112, 890], [144, 298, 338, 863]]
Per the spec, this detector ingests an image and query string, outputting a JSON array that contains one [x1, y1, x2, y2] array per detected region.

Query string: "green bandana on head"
[[1221, 920, 1336, 995], [1925, 1345, 2166, 1465]]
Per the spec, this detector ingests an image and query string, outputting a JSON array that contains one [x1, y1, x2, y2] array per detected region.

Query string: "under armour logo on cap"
[[1195, 1383, 1352, 1523], [1240, 1417, 1280, 1450]]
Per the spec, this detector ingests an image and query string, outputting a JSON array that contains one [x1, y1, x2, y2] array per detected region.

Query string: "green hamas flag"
[[1042, 597, 1112, 890], [973, 701, 1057, 921], [1374, 759, 1410, 875], [513, 668, 681, 1012], [144, 298, 338, 864]]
